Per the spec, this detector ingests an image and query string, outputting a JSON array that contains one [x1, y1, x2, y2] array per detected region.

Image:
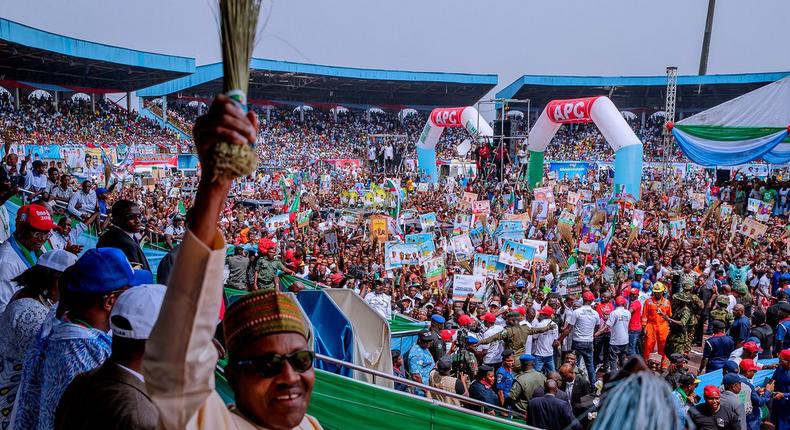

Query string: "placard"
[[498, 240, 536, 270], [531, 200, 549, 221], [522, 239, 548, 262], [419, 212, 438, 231], [450, 234, 474, 261], [473, 253, 506, 278], [472, 200, 491, 215], [668, 217, 687, 239], [453, 213, 471, 235], [264, 214, 291, 232], [558, 270, 581, 296], [370, 215, 389, 243], [738, 217, 768, 240], [452, 274, 487, 302], [424, 257, 447, 283], [384, 242, 421, 270]]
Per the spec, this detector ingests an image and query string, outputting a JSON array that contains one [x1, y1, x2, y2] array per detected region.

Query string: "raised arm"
[[142, 95, 259, 430]]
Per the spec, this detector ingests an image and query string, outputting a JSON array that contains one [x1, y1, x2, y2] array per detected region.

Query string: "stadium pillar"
[[90, 93, 96, 112], [126, 92, 132, 112], [641, 111, 646, 128], [162, 96, 168, 122], [266, 106, 271, 123], [53, 91, 58, 111], [13, 88, 19, 109], [300, 106, 304, 122]]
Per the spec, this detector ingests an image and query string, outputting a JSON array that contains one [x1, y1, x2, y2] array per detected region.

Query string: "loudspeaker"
[[492, 119, 513, 156]]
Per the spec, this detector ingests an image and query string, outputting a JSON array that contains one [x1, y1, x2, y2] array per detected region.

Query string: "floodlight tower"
[[663, 66, 678, 182]]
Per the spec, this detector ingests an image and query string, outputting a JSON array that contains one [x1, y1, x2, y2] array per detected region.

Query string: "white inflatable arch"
[[527, 96, 644, 200], [416, 106, 494, 183]]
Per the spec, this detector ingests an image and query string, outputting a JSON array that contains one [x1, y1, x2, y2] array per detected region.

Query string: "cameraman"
[[450, 334, 479, 387]]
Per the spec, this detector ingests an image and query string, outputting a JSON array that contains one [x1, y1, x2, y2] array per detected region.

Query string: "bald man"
[[728, 304, 750, 347], [527, 379, 581, 430]]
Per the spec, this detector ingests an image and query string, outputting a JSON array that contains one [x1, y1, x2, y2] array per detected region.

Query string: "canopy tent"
[[672, 75, 790, 166]]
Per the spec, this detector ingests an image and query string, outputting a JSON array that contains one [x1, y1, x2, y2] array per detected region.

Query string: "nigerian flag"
[[671, 75, 790, 166], [288, 189, 304, 213], [384, 178, 402, 220]]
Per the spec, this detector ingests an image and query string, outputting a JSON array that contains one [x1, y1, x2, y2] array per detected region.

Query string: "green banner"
[[675, 125, 789, 142]]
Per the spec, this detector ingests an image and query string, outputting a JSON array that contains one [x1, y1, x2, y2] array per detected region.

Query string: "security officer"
[[495, 349, 515, 407], [710, 295, 734, 330], [479, 312, 556, 371], [428, 314, 447, 361], [450, 335, 479, 382], [665, 292, 694, 357], [408, 330, 436, 396], [698, 320, 735, 374]]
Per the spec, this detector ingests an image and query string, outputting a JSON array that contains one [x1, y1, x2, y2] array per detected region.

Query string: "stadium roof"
[[0, 18, 195, 92], [496, 71, 790, 112], [136, 59, 498, 110]]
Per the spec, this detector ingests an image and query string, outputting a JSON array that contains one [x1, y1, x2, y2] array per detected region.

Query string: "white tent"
[[506, 110, 524, 118], [367, 107, 385, 114], [28, 89, 51, 100], [293, 105, 313, 113], [330, 106, 349, 115], [650, 110, 666, 119], [70, 92, 90, 101], [187, 100, 206, 108], [620, 111, 637, 120], [398, 108, 418, 120]]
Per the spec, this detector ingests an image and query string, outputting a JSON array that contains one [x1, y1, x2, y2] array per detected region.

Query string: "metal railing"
[[314, 353, 535, 429]]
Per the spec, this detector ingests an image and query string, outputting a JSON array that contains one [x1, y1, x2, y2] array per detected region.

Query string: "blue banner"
[[548, 161, 592, 181]]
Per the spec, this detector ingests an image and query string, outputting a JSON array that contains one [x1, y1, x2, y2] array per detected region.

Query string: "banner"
[[557, 270, 582, 296], [424, 257, 446, 283], [296, 210, 312, 228], [496, 230, 525, 250], [668, 217, 687, 238], [419, 212, 437, 231], [548, 162, 591, 181], [523, 239, 548, 262], [452, 213, 471, 235], [498, 240, 536, 270], [496, 220, 522, 234], [452, 274, 487, 302], [406, 233, 436, 261], [531, 200, 549, 221], [471, 200, 490, 215], [133, 154, 177, 168], [450, 234, 474, 261], [747, 198, 772, 221]]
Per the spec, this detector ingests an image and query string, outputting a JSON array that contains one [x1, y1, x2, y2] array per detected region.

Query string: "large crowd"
[[0, 92, 788, 430]]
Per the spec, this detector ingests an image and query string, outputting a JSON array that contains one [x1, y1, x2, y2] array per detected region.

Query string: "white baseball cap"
[[37, 249, 78, 272], [110, 284, 167, 340]]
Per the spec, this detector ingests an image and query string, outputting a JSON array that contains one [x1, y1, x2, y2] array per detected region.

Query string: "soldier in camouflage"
[[709, 295, 734, 330], [665, 292, 694, 357]]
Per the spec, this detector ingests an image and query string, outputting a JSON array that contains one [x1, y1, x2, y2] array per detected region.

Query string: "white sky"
[[2, 0, 789, 116]]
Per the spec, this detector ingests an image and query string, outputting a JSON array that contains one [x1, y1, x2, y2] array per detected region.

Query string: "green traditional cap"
[[223, 290, 308, 356]]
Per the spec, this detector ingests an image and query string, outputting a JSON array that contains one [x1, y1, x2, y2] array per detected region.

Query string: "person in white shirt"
[[23, 160, 49, 195], [558, 291, 601, 382], [164, 215, 186, 249], [532, 306, 560, 372], [48, 215, 97, 254], [49, 174, 74, 206], [68, 180, 98, 220], [364, 280, 392, 320], [478, 313, 505, 366], [597, 296, 631, 372]]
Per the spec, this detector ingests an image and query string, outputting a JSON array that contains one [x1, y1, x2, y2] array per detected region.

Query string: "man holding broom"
[[143, 95, 322, 430]]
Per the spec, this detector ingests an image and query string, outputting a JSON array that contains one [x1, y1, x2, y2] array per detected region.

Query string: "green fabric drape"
[[675, 125, 790, 143]]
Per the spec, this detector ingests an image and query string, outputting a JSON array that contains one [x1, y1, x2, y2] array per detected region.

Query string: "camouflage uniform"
[[479, 323, 554, 371], [709, 295, 734, 330], [681, 283, 704, 331], [666, 293, 693, 356], [734, 285, 754, 315]]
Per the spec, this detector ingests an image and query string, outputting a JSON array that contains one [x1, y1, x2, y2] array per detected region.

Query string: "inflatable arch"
[[527, 96, 644, 200], [416, 106, 494, 183]]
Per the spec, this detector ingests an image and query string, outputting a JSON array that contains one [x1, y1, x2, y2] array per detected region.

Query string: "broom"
[[211, 0, 263, 182]]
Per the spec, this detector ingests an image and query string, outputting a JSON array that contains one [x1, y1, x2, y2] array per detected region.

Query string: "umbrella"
[[620, 111, 637, 120], [368, 107, 385, 114], [293, 105, 313, 113], [506, 110, 524, 118], [330, 106, 349, 114], [649, 111, 666, 119], [27, 89, 51, 100], [70, 93, 90, 101], [399, 108, 418, 119]]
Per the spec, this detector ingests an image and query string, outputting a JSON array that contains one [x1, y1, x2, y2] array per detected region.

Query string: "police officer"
[[428, 314, 447, 361], [698, 320, 735, 374], [450, 335, 479, 382], [408, 330, 436, 396], [495, 349, 515, 407]]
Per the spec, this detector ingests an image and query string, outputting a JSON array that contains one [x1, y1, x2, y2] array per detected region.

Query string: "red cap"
[[630, 288, 640, 295], [703, 385, 721, 398], [457, 314, 473, 327], [780, 349, 790, 361], [16, 204, 57, 231], [440, 329, 454, 342], [582, 291, 595, 302], [739, 359, 760, 372], [538, 305, 555, 317], [742, 341, 763, 353], [615, 296, 627, 306], [516, 306, 526, 316], [482, 313, 496, 324]]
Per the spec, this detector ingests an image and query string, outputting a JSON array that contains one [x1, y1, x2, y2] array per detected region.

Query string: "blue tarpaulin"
[[693, 358, 779, 400], [296, 290, 354, 377]]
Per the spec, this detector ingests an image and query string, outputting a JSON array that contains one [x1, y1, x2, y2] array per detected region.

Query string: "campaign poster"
[[533, 186, 555, 207], [668, 217, 687, 239], [473, 253, 506, 278], [558, 210, 576, 226], [453, 213, 471, 235], [496, 230, 526, 250], [503, 212, 531, 230], [522, 239, 548, 262], [472, 200, 491, 215], [452, 274, 487, 302], [384, 242, 421, 270], [469, 226, 485, 247], [690, 193, 706, 210], [370, 215, 389, 243], [325, 232, 339, 254], [567, 191, 580, 207], [557, 270, 581, 296], [406, 233, 436, 261], [580, 189, 593, 202], [531, 200, 549, 221], [419, 212, 438, 231], [631, 209, 645, 231], [738, 217, 768, 240], [498, 240, 536, 270], [295, 210, 312, 228], [264, 214, 291, 232], [424, 257, 447, 283], [450, 234, 474, 261], [459, 192, 477, 210], [720, 204, 733, 219], [497, 220, 523, 234]]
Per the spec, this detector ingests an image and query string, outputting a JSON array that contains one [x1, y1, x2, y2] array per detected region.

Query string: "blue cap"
[[746, 336, 761, 345], [631, 281, 641, 288], [431, 314, 446, 324], [722, 360, 739, 374], [96, 187, 108, 195], [519, 354, 536, 363], [65, 248, 151, 294], [467, 336, 479, 344], [515, 279, 526, 288], [722, 373, 741, 386]]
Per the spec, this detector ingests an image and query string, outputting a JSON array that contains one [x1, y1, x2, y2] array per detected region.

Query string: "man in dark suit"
[[531, 371, 569, 401], [559, 363, 594, 419], [55, 284, 165, 430], [527, 379, 581, 430], [97, 199, 150, 271]]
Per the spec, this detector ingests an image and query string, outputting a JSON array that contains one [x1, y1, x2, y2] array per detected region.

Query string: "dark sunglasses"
[[235, 350, 315, 378]]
